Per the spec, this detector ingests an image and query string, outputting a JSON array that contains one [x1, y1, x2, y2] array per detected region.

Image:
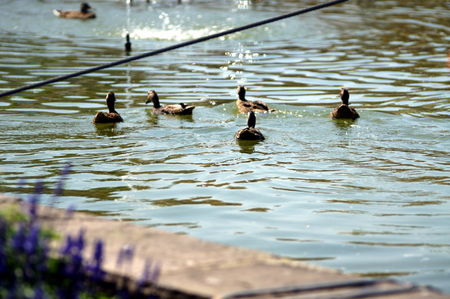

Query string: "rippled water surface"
[[1, 0, 449, 293]]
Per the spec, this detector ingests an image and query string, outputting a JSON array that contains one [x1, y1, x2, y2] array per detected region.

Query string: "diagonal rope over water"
[[0, 0, 350, 98]]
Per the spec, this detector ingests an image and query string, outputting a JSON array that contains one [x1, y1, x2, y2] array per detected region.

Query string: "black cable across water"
[[0, 0, 349, 98]]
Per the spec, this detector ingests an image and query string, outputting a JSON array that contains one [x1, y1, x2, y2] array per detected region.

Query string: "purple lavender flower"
[[37, 242, 49, 273], [116, 244, 135, 268], [70, 229, 86, 273], [0, 217, 6, 244], [0, 219, 6, 274], [93, 240, 104, 266], [4, 167, 163, 298], [137, 259, 152, 289], [24, 225, 40, 255], [34, 180, 44, 194], [53, 163, 72, 198], [7, 284, 18, 299], [75, 228, 86, 252], [60, 235, 74, 256], [88, 239, 105, 282], [57, 230, 86, 298], [33, 285, 46, 299], [138, 258, 160, 289], [149, 262, 161, 283], [27, 181, 44, 224], [12, 223, 26, 252], [117, 289, 130, 299]]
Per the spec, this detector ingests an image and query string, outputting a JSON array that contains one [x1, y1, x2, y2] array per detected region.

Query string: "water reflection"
[[146, 112, 160, 125], [152, 197, 241, 207], [333, 118, 358, 129], [145, 111, 195, 126], [94, 123, 124, 137], [236, 139, 262, 154]]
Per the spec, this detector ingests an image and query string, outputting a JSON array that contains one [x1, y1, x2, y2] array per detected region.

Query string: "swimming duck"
[[236, 85, 271, 114], [53, 2, 96, 19], [145, 90, 195, 115], [125, 34, 132, 52], [330, 88, 360, 120], [93, 92, 124, 124], [235, 111, 265, 141]]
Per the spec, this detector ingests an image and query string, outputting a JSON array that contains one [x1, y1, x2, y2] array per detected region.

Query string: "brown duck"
[[53, 2, 96, 19], [330, 88, 360, 120], [125, 34, 132, 53], [93, 92, 124, 124], [145, 90, 195, 115], [235, 111, 265, 141], [236, 85, 271, 114]]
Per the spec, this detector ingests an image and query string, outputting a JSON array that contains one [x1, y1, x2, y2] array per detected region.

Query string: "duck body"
[[236, 86, 271, 114], [330, 88, 359, 120], [330, 104, 359, 120], [93, 111, 123, 123], [53, 2, 96, 19], [235, 127, 265, 140], [235, 111, 265, 141], [154, 104, 195, 115], [146, 90, 195, 115], [93, 92, 123, 124]]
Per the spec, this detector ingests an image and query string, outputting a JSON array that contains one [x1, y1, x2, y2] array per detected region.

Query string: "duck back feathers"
[[236, 85, 271, 114], [145, 90, 195, 115], [331, 104, 359, 120], [93, 111, 123, 123], [53, 2, 96, 19]]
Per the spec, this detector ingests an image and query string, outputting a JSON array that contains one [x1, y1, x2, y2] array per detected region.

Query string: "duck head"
[[146, 90, 161, 108], [247, 111, 256, 128], [81, 2, 92, 13], [340, 88, 349, 105], [106, 92, 117, 113], [237, 85, 246, 101]]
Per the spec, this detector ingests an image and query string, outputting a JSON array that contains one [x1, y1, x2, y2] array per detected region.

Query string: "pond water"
[[1, 0, 449, 293]]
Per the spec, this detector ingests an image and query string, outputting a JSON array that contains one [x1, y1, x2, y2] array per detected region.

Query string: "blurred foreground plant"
[[0, 164, 160, 299]]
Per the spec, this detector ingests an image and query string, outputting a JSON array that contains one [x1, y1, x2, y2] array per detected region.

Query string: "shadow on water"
[[332, 118, 358, 129], [145, 111, 195, 126], [94, 123, 124, 137], [236, 139, 263, 154], [146, 112, 160, 126]]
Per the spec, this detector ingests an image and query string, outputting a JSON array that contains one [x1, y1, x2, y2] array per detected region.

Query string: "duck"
[[125, 34, 132, 52], [235, 111, 265, 141], [53, 2, 96, 19], [330, 88, 360, 120], [145, 90, 195, 115], [93, 92, 124, 124], [236, 85, 272, 114]]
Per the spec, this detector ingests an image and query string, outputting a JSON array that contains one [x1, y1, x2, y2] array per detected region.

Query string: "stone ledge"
[[1, 195, 447, 299]]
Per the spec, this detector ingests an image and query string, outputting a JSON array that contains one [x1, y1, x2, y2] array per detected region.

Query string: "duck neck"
[[238, 88, 246, 101], [247, 112, 256, 128], [152, 94, 161, 108], [107, 101, 117, 113], [341, 92, 349, 105]]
